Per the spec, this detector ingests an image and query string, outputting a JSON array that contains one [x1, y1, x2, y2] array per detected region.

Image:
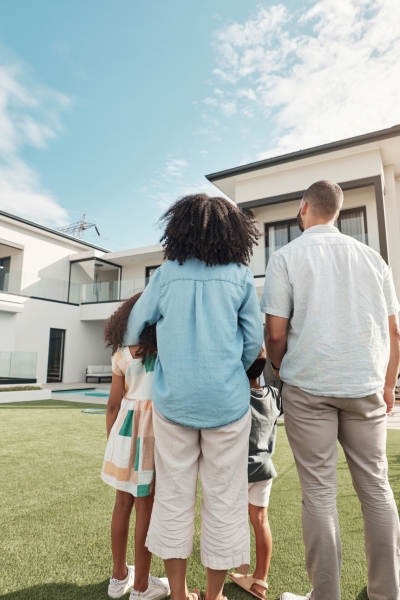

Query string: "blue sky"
[[0, 0, 399, 250]]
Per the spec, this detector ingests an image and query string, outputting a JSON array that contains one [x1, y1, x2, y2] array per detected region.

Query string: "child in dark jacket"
[[229, 347, 281, 599]]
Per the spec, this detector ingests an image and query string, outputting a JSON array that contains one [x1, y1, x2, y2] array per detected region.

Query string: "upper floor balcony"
[[0, 266, 147, 305]]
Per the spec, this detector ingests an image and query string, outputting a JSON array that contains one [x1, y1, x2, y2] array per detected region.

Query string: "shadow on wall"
[[0, 580, 109, 600], [355, 587, 368, 600]]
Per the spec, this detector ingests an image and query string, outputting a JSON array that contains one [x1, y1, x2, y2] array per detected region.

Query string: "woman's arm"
[[239, 270, 264, 370], [122, 269, 161, 346], [106, 373, 125, 438]]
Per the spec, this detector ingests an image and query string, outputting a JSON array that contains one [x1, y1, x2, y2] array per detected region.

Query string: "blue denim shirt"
[[123, 258, 263, 429]]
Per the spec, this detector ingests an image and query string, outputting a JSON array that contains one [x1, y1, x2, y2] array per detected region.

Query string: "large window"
[[68, 258, 122, 304], [263, 207, 368, 268], [265, 219, 302, 265], [335, 207, 368, 245]]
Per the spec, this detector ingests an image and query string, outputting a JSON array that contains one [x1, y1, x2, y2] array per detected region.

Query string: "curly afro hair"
[[104, 292, 157, 362], [159, 193, 260, 266]]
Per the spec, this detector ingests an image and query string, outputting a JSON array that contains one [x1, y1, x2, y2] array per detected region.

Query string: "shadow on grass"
[[355, 586, 368, 600], [0, 580, 109, 600]]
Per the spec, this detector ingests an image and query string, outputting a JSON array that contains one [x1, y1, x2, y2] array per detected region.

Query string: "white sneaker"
[[280, 592, 313, 600], [130, 575, 170, 600], [108, 564, 135, 598]]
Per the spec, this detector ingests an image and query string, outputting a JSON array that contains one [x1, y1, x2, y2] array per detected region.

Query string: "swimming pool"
[[53, 389, 110, 398]]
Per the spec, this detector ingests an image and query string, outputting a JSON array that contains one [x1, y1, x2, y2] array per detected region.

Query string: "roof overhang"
[[205, 124, 400, 200], [74, 244, 164, 267]]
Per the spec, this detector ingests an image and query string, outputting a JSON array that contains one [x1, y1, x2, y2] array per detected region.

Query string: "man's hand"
[[383, 385, 395, 415]]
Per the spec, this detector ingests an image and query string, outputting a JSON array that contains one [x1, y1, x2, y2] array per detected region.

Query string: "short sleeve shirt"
[[261, 225, 400, 398]]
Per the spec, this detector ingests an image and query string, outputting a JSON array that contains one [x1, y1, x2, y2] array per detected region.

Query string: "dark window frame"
[[0, 256, 11, 292], [336, 206, 368, 238], [145, 265, 161, 286], [47, 328, 66, 383], [264, 218, 300, 254]]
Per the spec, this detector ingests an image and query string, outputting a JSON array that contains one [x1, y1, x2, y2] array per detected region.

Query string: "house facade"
[[1, 125, 399, 384], [206, 124, 400, 300], [0, 210, 163, 384]]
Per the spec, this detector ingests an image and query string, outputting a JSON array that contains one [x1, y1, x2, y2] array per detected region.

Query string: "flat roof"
[[206, 124, 400, 182], [0, 209, 109, 252]]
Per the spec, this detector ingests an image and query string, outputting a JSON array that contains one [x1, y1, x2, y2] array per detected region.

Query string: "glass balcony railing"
[[79, 278, 146, 304], [0, 269, 81, 303], [0, 351, 37, 381], [0, 269, 146, 305]]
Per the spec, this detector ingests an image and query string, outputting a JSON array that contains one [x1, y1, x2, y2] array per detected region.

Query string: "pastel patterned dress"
[[101, 346, 155, 497]]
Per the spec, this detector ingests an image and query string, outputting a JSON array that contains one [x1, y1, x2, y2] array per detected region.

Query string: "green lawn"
[[0, 400, 399, 600]]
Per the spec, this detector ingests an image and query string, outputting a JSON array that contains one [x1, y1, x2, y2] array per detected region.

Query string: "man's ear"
[[300, 200, 308, 215]]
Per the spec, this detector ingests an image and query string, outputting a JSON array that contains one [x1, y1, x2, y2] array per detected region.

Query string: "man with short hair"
[[262, 180, 400, 600]]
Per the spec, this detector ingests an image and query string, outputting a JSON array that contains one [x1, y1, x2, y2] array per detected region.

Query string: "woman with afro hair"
[[123, 194, 263, 600]]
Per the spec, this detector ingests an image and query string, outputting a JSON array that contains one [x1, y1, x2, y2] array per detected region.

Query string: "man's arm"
[[264, 315, 289, 374], [384, 313, 400, 414]]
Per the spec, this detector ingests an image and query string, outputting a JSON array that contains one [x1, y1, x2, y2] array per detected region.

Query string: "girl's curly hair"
[[104, 293, 157, 362], [160, 194, 260, 266]]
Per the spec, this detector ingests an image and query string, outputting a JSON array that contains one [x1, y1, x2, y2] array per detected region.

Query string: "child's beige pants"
[[283, 383, 400, 600], [146, 407, 251, 570]]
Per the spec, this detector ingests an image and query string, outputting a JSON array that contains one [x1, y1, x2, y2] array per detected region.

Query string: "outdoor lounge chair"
[[86, 365, 112, 383]]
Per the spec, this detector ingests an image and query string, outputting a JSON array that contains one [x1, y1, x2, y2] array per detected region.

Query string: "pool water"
[[53, 389, 110, 398]]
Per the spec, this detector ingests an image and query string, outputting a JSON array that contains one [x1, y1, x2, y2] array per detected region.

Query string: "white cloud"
[[210, 0, 400, 157], [221, 100, 237, 116], [0, 58, 70, 226], [163, 157, 189, 180]]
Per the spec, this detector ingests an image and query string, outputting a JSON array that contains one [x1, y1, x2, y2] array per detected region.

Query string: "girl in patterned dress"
[[102, 293, 169, 600]]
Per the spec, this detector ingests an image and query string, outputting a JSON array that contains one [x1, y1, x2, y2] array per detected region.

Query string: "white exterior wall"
[[0, 244, 23, 271], [235, 147, 383, 204], [12, 297, 111, 382], [0, 312, 18, 350], [119, 262, 163, 299], [0, 217, 104, 287]]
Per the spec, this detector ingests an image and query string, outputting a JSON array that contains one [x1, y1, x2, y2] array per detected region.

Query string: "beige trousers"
[[282, 384, 400, 600], [146, 407, 251, 570]]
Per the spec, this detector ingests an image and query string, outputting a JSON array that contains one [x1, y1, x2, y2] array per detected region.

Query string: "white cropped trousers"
[[146, 407, 251, 570]]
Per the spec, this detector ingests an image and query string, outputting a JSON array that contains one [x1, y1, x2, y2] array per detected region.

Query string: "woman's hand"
[[106, 373, 125, 437]]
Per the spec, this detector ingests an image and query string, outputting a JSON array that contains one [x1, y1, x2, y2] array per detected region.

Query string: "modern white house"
[[1, 124, 400, 385], [206, 124, 400, 301], [0, 211, 164, 384]]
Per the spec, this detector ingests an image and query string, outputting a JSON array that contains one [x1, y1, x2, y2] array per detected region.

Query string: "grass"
[[0, 400, 399, 600], [0, 385, 42, 392]]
